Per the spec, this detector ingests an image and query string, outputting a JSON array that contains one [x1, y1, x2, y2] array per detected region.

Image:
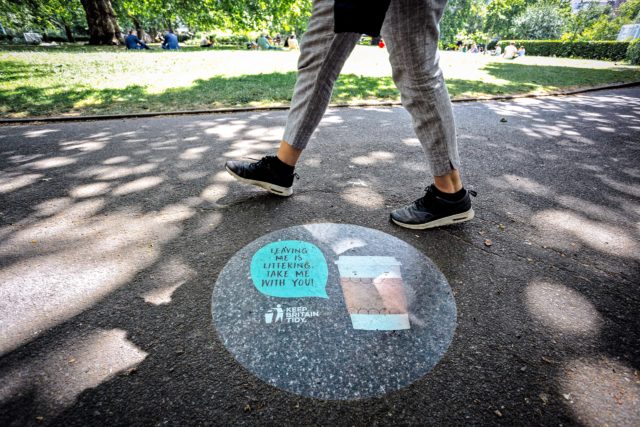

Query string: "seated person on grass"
[[125, 30, 149, 50], [503, 41, 517, 59], [257, 33, 278, 50], [200, 35, 214, 48], [518, 46, 526, 57], [162, 30, 179, 50], [287, 34, 299, 50]]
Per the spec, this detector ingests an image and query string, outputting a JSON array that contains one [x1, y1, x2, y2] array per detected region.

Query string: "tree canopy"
[[0, 0, 636, 45]]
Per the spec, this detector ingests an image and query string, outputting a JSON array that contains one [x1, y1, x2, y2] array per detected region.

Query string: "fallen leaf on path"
[[484, 239, 493, 247]]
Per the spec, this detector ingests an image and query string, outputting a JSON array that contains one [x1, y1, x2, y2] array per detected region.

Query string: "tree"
[[484, 0, 529, 38], [0, 0, 85, 41], [440, 0, 486, 44], [115, 0, 312, 41], [563, 1, 612, 41], [512, 2, 566, 39], [581, 14, 622, 40], [2, 0, 313, 44], [577, 0, 640, 40], [617, 0, 640, 23], [80, 0, 122, 44], [40, 0, 86, 42]]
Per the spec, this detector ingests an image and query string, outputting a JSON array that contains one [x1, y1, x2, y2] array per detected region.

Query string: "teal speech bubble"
[[250, 240, 329, 299]]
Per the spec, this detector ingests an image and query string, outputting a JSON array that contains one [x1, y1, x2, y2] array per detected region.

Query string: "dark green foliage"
[[628, 39, 640, 65], [213, 34, 251, 47], [508, 40, 631, 61]]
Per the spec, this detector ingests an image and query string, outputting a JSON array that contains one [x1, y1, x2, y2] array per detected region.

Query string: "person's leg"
[[226, 0, 360, 195], [382, 0, 459, 186], [383, 0, 475, 229], [280, 0, 360, 154]]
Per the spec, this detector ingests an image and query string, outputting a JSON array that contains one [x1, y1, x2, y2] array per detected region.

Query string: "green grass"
[[1, 44, 639, 118]]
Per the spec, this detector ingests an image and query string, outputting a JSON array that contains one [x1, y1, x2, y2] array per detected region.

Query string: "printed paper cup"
[[336, 256, 410, 330]]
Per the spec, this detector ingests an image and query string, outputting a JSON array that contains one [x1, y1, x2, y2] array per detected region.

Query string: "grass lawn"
[[1, 44, 639, 118]]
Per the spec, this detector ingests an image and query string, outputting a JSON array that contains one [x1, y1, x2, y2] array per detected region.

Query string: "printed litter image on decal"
[[336, 256, 410, 331]]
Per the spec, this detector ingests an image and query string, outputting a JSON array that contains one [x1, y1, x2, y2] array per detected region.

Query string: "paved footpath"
[[1, 88, 639, 426]]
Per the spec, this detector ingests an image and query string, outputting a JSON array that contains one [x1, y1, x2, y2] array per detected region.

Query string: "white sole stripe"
[[392, 209, 475, 230], [225, 166, 293, 197]]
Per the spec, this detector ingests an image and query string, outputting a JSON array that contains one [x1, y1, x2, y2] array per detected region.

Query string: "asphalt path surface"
[[1, 88, 639, 425]]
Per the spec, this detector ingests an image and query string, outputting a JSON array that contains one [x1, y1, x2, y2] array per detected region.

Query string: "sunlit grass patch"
[[0, 46, 638, 118]]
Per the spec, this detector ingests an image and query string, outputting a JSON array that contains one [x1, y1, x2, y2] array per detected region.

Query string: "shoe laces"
[[414, 185, 436, 208], [416, 185, 477, 207], [250, 155, 276, 169], [249, 155, 299, 179]]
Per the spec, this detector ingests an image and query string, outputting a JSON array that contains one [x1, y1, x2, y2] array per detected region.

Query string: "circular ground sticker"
[[212, 223, 456, 400]]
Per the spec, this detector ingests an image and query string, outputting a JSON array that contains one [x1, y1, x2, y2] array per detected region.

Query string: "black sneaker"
[[390, 184, 476, 229], [225, 155, 297, 196]]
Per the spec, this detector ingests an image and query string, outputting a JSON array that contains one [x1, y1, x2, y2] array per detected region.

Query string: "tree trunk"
[[80, 0, 122, 45], [64, 24, 75, 43], [132, 16, 145, 40]]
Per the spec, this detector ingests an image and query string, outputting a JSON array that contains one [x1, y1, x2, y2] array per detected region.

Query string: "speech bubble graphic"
[[250, 240, 329, 298]]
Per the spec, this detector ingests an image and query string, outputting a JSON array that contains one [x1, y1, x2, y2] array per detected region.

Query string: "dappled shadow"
[[0, 88, 638, 425], [0, 61, 50, 83]]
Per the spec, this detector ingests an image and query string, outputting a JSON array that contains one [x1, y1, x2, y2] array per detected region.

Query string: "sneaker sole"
[[391, 208, 475, 230], [225, 165, 293, 197]]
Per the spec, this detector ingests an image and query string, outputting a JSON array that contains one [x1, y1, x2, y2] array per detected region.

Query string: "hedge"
[[210, 34, 251, 46], [498, 40, 630, 61], [628, 39, 640, 65]]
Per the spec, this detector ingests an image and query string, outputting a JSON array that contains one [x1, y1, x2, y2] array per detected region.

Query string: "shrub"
[[509, 40, 630, 61], [214, 34, 250, 46], [628, 39, 640, 65]]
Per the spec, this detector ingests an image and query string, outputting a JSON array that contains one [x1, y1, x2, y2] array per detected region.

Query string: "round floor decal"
[[212, 223, 456, 400]]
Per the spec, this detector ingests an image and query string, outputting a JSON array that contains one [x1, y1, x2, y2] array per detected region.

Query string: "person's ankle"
[[431, 183, 465, 200], [272, 155, 295, 172], [433, 170, 463, 193], [433, 182, 462, 194]]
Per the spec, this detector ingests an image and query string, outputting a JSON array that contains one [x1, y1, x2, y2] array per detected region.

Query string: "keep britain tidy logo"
[[264, 304, 320, 324]]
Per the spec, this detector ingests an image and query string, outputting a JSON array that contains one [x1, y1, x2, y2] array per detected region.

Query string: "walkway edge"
[[2, 81, 639, 125]]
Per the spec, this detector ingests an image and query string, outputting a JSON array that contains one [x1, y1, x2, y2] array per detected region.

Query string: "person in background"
[[257, 32, 277, 50], [162, 29, 179, 50], [518, 45, 526, 57], [125, 30, 149, 50], [287, 34, 299, 49], [200, 35, 213, 48], [469, 43, 478, 53], [494, 43, 502, 56], [503, 41, 517, 59]]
